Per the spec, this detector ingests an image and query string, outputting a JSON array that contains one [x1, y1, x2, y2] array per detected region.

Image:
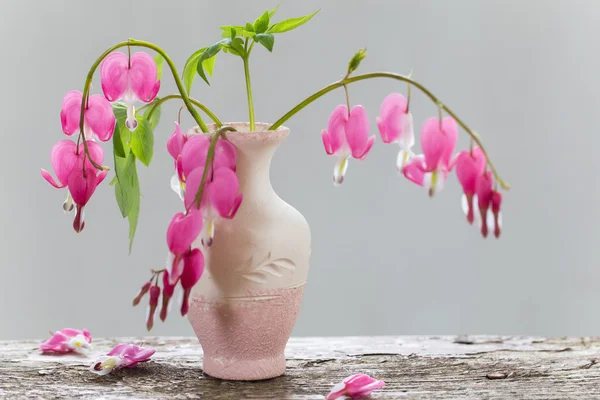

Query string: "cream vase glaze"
[[187, 123, 311, 381]]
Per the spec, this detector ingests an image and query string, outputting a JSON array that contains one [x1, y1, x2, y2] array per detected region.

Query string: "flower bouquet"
[[40, 4, 508, 380]]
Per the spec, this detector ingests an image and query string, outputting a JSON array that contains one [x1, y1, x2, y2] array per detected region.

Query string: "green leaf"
[[127, 163, 141, 253], [245, 22, 255, 32], [196, 39, 230, 85], [130, 117, 154, 166], [255, 33, 275, 52], [114, 152, 136, 217], [112, 102, 127, 121], [269, 0, 283, 18], [113, 123, 131, 158], [268, 9, 319, 33], [254, 10, 270, 34], [154, 54, 164, 80], [143, 98, 162, 131], [227, 37, 245, 57], [219, 25, 237, 39], [183, 47, 206, 94]]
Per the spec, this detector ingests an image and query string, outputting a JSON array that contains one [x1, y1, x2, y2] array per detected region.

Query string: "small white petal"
[[461, 193, 469, 216], [90, 356, 122, 376], [486, 208, 495, 231], [400, 112, 415, 149], [333, 156, 349, 187], [63, 192, 74, 214], [165, 252, 174, 275], [170, 173, 184, 201]]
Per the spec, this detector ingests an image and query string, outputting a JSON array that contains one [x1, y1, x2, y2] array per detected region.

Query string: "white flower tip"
[[90, 356, 120, 376]]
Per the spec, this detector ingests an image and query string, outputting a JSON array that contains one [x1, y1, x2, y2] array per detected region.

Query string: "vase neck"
[[223, 125, 290, 198]]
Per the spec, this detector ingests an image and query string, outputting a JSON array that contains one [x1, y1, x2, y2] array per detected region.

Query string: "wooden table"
[[1, 336, 599, 399]]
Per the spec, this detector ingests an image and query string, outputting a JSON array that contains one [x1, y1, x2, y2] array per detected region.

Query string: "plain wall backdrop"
[[1, 0, 598, 339]]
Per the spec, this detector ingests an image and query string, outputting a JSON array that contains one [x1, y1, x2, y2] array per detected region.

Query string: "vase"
[[187, 122, 311, 381]]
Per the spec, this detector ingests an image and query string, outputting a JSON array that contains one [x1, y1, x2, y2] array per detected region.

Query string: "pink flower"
[[41, 140, 106, 232], [40, 328, 92, 354], [146, 285, 160, 331], [454, 147, 487, 224], [60, 90, 115, 142], [470, 170, 503, 238], [166, 211, 203, 284], [90, 343, 155, 376], [100, 52, 161, 131], [376, 93, 415, 170], [159, 270, 177, 322], [179, 248, 204, 316], [167, 122, 187, 161], [179, 133, 237, 179], [402, 117, 458, 196], [184, 166, 243, 247], [322, 105, 376, 185], [68, 167, 108, 233], [326, 373, 386, 399]]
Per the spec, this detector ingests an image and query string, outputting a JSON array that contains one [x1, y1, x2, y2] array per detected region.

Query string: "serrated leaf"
[[269, 1, 283, 18], [130, 117, 154, 166], [255, 33, 275, 52], [254, 10, 270, 34], [269, 9, 319, 33], [143, 98, 162, 131], [154, 54, 164, 80], [183, 47, 207, 94], [196, 39, 230, 85]]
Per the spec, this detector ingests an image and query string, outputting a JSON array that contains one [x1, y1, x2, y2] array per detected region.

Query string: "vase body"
[[187, 123, 311, 380]]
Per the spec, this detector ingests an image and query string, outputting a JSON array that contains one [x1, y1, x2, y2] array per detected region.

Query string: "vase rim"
[[193, 122, 289, 139]]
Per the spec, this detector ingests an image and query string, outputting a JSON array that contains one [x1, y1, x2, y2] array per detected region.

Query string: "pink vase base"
[[188, 285, 305, 381]]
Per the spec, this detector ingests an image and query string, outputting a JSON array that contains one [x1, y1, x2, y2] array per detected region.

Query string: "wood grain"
[[1, 336, 599, 399]]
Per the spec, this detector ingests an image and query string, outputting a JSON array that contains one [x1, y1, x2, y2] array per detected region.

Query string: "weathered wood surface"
[[1, 336, 599, 399]]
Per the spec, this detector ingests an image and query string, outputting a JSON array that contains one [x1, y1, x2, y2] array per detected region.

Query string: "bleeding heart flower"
[[145, 285, 160, 331], [376, 93, 415, 170], [40, 328, 92, 354], [68, 167, 108, 233], [454, 147, 487, 224], [326, 373, 386, 399], [179, 248, 204, 316], [41, 140, 106, 232], [402, 117, 458, 196], [166, 211, 203, 284], [184, 166, 243, 247], [469, 170, 504, 238], [159, 270, 177, 322], [179, 133, 237, 180], [60, 90, 116, 142], [321, 105, 376, 186], [100, 51, 161, 131], [90, 343, 155, 376]]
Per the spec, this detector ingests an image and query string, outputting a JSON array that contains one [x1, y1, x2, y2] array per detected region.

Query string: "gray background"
[[1, 0, 597, 340]]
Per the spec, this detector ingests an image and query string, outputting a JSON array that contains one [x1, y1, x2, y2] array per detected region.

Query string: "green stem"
[[142, 94, 223, 127], [242, 39, 256, 130], [78, 39, 209, 170], [189, 126, 238, 211], [269, 72, 510, 190]]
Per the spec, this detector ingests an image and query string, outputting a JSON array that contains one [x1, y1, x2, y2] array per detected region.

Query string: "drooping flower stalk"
[[268, 71, 510, 190], [139, 94, 223, 127]]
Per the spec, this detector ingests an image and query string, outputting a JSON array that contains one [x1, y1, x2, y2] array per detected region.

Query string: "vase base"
[[202, 354, 286, 381]]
